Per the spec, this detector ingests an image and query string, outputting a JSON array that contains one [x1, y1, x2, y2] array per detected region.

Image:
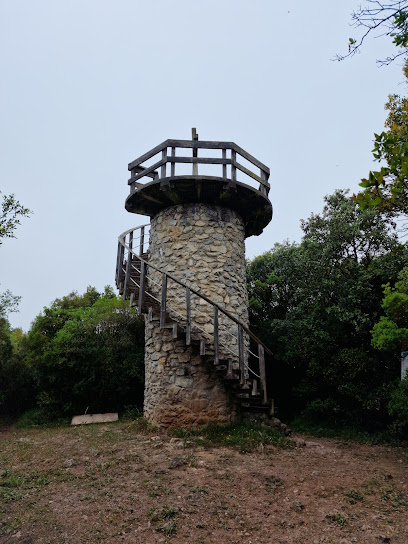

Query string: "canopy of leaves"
[[0, 191, 31, 245], [247, 190, 407, 429], [354, 90, 408, 220], [0, 286, 145, 418], [371, 266, 408, 351]]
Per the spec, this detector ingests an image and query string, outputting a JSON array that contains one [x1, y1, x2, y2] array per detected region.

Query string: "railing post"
[[115, 241, 121, 284], [161, 148, 167, 178], [258, 344, 267, 404], [186, 287, 191, 345], [192, 128, 198, 175], [160, 273, 167, 329], [213, 305, 219, 365], [231, 149, 237, 182], [238, 324, 245, 385], [222, 149, 227, 179], [171, 147, 176, 177], [123, 250, 131, 299], [138, 260, 146, 314], [139, 226, 145, 255], [129, 230, 133, 252]]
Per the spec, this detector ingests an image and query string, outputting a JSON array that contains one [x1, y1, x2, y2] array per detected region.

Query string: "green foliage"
[[372, 266, 408, 351], [247, 190, 406, 429], [0, 319, 34, 416], [26, 286, 145, 417], [354, 84, 408, 218], [0, 191, 31, 245], [388, 375, 408, 436], [171, 422, 293, 451]]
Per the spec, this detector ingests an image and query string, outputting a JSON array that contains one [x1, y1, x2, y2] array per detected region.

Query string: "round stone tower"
[[116, 130, 272, 427]]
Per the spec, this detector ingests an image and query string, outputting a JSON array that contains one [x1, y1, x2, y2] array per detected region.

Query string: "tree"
[[0, 191, 31, 245], [371, 266, 408, 351], [353, 87, 408, 222], [246, 190, 407, 428], [336, 1, 408, 64], [27, 287, 145, 416]]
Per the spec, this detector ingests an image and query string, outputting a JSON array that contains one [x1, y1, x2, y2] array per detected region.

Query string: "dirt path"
[[1, 423, 407, 543]]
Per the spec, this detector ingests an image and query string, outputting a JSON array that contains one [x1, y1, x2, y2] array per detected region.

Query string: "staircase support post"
[[258, 344, 267, 405]]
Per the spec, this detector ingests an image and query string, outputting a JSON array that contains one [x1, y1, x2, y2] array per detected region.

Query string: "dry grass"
[[1, 419, 408, 543]]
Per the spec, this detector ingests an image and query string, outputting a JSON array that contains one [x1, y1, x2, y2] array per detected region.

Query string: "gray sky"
[[0, 0, 404, 331]]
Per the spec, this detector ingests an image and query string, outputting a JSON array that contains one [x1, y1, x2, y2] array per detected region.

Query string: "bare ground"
[[1, 421, 407, 544]]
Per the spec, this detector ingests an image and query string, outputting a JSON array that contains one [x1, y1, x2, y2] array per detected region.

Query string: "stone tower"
[[116, 130, 273, 427]]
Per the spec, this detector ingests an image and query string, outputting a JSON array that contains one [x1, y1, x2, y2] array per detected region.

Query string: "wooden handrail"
[[127, 138, 270, 193], [118, 228, 272, 357]]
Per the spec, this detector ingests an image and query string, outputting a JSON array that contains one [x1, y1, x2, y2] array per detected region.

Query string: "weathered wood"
[[186, 287, 191, 346], [139, 226, 145, 255], [138, 260, 146, 314], [231, 149, 237, 182], [131, 165, 158, 180], [213, 305, 219, 365], [129, 292, 135, 307], [160, 273, 167, 329], [128, 157, 167, 184], [129, 230, 133, 252], [172, 323, 178, 339], [123, 254, 131, 299], [258, 344, 267, 405], [128, 139, 171, 170], [169, 156, 230, 165], [192, 127, 198, 176], [222, 149, 227, 178], [161, 148, 167, 179], [148, 307, 153, 322], [238, 324, 245, 385], [233, 160, 263, 184], [171, 147, 175, 177], [252, 379, 258, 396], [115, 241, 121, 284], [200, 338, 205, 356]]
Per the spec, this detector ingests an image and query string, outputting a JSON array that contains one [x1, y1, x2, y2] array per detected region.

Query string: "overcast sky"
[[1, 0, 405, 331]]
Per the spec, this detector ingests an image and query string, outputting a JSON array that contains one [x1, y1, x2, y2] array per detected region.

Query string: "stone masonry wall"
[[143, 204, 249, 427]]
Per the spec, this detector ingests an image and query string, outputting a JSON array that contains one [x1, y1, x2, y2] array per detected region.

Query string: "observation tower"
[[116, 130, 273, 427]]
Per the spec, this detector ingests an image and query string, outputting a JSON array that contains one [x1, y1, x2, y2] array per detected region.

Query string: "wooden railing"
[[116, 225, 272, 405], [127, 136, 271, 198]]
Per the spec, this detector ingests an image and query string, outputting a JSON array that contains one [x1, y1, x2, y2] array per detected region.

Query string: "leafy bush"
[[388, 376, 408, 436]]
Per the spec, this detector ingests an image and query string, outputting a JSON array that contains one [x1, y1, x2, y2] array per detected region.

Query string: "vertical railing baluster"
[[139, 226, 145, 255], [258, 344, 267, 404], [129, 230, 133, 253], [186, 287, 191, 345], [115, 241, 121, 284], [160, 273, 167, 329], [138, 260, 146, 314], [231, 149, 237, 182], [124, 249, 131, 299], [238, 324, 245, 385], [161, 148, 167, 178], [171, 147, 175, 177], [192, 128, 198, 175], [222, 149, 227, 179], [213, 305, 219, 365]]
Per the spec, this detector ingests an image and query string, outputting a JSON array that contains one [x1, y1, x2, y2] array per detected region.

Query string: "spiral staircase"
[[115, 224, 275, 419]]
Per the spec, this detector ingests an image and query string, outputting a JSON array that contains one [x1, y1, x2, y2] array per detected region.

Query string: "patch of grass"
[[345, 490, 363, 504], [380, 487, 408, 509], [124, 417, 158, 434], [148, 505, 179, 522], [17, 408, 69, 428], [289, 417, 397, 445], [325, 513, 347, 527], [0, 470, 50, 504], [172, 422, 293, 451]]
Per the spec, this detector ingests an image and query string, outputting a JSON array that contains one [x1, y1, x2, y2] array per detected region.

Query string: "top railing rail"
[[127, 136, 270, 196]]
